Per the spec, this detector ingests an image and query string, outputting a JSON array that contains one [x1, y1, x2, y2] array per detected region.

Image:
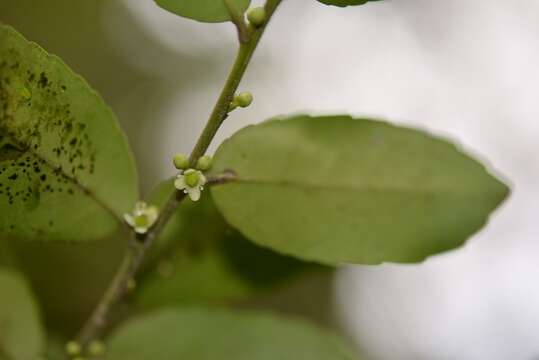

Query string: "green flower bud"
[[247, 7, 267, 27], [173, 153, 189, 170], [65, 341, 81, 356], [196, 155, 213, 171], [184, 169, 201, 188], [88, 340, 105, 356], [235, 92, 253, 108]]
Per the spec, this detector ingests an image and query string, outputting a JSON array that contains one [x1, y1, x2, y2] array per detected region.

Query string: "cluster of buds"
[[123, 154, 213, 233], [65, 340, 105, 360]]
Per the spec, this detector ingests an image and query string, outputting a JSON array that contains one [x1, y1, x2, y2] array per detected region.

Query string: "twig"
[[189, 0, 283, 163], [75, 190, 186, 349], [223, 0, 250, 43], [73, 0, 281, 355]]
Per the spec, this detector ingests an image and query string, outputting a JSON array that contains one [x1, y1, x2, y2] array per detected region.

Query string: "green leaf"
[[0, 239, 18, 267], [154, 0, 251, 23], [316, 0, 381, 7], [0, 24, 138, 241], [0, 269, 43, 360], [136, 179, 326, 308], [107, 308, 357, 359], [210, 115, 509, 265], [43, 333, 67, 360]]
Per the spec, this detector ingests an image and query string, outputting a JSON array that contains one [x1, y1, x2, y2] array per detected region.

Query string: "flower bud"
[[235, 92, 253, 108], [65, 341, 81, 356], [247, 7, 267, 27], [173, 153, 189, 170], [196, 155, 213, 171], [88, 340, 105, 356]]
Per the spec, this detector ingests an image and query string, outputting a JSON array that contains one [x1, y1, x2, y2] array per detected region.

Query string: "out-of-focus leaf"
[[0, 24, 138, 242], [43, 333, 66, 360], [107, 308, 357, 359], [211, 115, 509, 265], [0, 269, 43, 360]]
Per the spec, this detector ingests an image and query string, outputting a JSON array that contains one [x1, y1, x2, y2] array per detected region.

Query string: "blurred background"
[[1, 0, 538, 359]]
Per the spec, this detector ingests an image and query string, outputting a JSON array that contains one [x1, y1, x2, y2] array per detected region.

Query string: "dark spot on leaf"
[[38, 72, 48, 88], [1, 35, 96, 210]]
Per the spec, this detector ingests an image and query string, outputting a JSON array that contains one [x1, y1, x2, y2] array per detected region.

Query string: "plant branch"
[[74, 0, 281, 354], [189, 0, 283, 163], [74, 174, 237, 352], [75, 190, 187, 350], [224, 0, 250, 43]]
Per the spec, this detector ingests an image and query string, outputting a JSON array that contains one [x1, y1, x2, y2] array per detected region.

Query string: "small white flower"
[[175, 168, 207, 201], [124, 201, 159, 234]]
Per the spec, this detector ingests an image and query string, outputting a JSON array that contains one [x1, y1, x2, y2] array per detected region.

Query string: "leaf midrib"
[[224, 177, 502, 196]]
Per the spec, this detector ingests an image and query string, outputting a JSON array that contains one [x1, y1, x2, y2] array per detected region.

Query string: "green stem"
[[74, 0, 281, 354], [75, 249, 133, 347], [75, 191, 187, 350], [189, 0, 283, 163], [223, 0, 250, 43], [74, 175, 235, 354]]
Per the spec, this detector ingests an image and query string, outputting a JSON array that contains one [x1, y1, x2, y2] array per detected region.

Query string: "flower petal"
[[188, 187, 201, 201], [146, 206, 159, 226], [134, 201, 147, 215], [134, 226, 148, 234], [199, 173, 207, 186], [124, 214, 135, 227], [174, 176, 187, 190]]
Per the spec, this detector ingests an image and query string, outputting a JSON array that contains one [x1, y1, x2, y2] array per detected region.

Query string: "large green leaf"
[[0, 24, 138, 241], [136, 179, 325, 308], [316, 0, 381, 7], [0, 269, 43, 360], [210, 115, 509, 265], [154, 0, 251, 23], [107, 308, 356, 359]]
